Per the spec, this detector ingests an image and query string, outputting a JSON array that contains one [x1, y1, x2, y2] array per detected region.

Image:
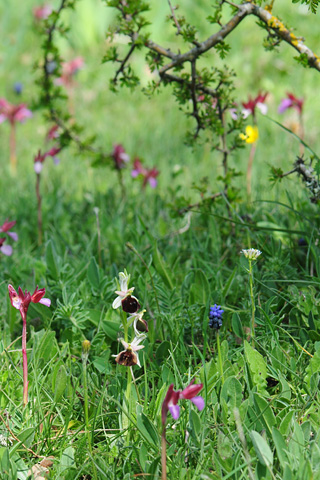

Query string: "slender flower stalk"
[[209, 304, 224, 384], [0, 99, 32, 173], [82, 340, 98, 480], [93, 207, 102, 267], [34, 147, 61, 245], [8, 284, 51, 406], [161, 381, 204, 480], [241, 249, 262, 347]]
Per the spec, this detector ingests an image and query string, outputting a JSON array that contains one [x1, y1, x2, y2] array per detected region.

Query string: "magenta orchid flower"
[[131, 158, 159, 188], [8, 284, 51, 406], [46, 124, 60, 141], [0, 98, 32, 172], [33, 4, 52, 20], [0, 99, 32, 125], [55, 57, 84, 88], [111, 144, 130, 170], [278, 92, 304, 115], [34, 146, 62, 173], [0, 238, 12, 256], [161, 380, 204, 425], [242, 92, 268, 119], [0, 219, 18, 242]]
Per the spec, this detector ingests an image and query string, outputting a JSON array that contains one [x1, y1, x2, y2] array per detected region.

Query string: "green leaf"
[[244, 341, 268, 394], [189, 409, 201, 437], [253, 393, 276, 436], [220, 376, 242, 410], [250, 430, 273, 467], [87, 256, 100, 290], [46, 239, 59, 280], [136, 405, 159, 448], [53, 364, 68, 403], [232, 313, 243, 338], [101, 320, 120, 341], [189, 269, 210, 304], [152, 244, 174, 290], [279, 410, 294, 435], [272, 427, 288, 467]]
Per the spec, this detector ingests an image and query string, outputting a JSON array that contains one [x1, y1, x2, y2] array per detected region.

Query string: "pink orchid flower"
[[278, 92, 304, 115], [34, 146, 62, 173], [46, 124, 60, 141], [0, 99, 32, 125], [0, 238, 12, 256], [33, 4, 52, 20], [8, 284, 51, 406], [161, 381, 204, 425], [242, 92, 268, 119], [55, 57, 84, 88], [131, 158, 159, 188], [0, 219, 18, 242], [112, 144, 130, 170]]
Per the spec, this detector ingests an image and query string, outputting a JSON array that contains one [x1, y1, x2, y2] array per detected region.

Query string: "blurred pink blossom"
[[112, 144, 130, 170], [0, 238, 12, 256], [55, 57, 84, 88], [0, 219, 18, 242], [132, 158, 159, 188], [278, 92, 304, 115], [0, 99, 32, 125], [34, 146, 62, 173], [33, 4, 52, 20], [242, 92, 268, 119]]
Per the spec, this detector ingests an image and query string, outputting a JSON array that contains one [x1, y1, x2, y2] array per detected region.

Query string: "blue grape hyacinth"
[[209, 304, 224, 330]]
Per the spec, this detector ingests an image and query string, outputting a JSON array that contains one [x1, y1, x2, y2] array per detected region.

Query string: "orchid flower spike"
[[161, 380, 204, 425], [114, 335, 146, 367], [8, 284, 51, 314], [112, 271, 140, 313]]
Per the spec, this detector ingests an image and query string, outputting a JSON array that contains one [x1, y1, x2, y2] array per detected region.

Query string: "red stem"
[[161, 427, 167, 480], [21, 310, 29, 407], [36, 173, 43, 245], [10, 123, 17, 173]]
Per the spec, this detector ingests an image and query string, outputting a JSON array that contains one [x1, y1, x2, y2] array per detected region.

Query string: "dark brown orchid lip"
[[115, 349, 137, 367], [121, 295, 141, 314]]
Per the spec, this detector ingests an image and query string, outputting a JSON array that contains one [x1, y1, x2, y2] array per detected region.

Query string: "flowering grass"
[[1, 1, 320, 479]]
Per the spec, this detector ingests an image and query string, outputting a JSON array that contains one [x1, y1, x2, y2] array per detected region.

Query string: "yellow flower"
[[239, 125, 259, 144]]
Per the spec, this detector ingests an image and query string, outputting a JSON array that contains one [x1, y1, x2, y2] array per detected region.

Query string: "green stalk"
[[248, 259, 256, 347], [216, 330, 224, 385], [82, 341, 98, 480]]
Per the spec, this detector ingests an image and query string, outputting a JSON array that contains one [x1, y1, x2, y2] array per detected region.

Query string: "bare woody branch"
[[144, 2, 320, 77]]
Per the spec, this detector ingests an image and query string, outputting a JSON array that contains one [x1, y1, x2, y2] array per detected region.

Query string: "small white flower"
[[112, 271, 135, 309], [241, 248, 262, 260]]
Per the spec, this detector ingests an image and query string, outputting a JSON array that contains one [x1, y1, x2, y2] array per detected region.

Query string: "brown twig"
[[167, 0, 181, 34]]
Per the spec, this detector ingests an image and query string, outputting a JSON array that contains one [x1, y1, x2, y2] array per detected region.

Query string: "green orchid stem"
[[216, 330, 224, 386], [161, 427, 167, 480], [248, 259, 256, 348], [9, 123, 17, 174], [82, 352, 98, 480], [121, 310, 128, 343]]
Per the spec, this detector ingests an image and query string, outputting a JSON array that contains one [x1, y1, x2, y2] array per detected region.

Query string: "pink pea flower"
[[8, 284, 51, 406], [0, 219, 18, 242], [34, 146, 62, 173], [46, 124, 60, 141], [112, 144, 130, 170], [33, 4, 52, 20], [242, 92, 268, 119], [0, 99, 32, 125], [131, 158, 159, 188], [55, 57, 84, 88], [0, 238, 12, 256], [161, 381, 204, 425], [278, 92, 304, 115]]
